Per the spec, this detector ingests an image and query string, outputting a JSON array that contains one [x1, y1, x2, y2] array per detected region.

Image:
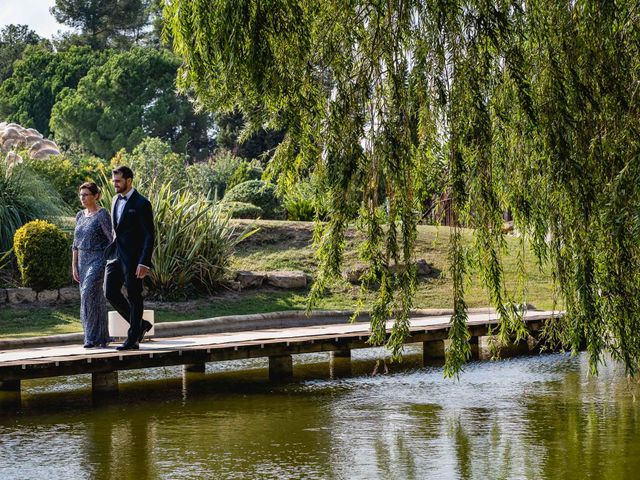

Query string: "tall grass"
[[0, 162, 71, 251], [149, 182, 256, 298], [0, 249, 13, 286]]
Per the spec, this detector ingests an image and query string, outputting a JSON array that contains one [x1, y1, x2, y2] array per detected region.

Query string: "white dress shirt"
[[114, 188, 135, 225]]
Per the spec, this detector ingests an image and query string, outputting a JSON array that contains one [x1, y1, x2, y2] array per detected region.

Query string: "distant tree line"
[[0, 0, 283, 162]]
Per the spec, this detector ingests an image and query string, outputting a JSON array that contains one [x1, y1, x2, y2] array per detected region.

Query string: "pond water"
[[1, 347, 639, 479]]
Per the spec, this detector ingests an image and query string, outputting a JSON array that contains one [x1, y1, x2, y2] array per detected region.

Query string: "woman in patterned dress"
[[72, 182, 113, 348]]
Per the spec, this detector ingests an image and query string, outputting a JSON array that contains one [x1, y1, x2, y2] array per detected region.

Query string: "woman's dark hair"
[[78, 182, 101, 195], [112, 165, 134, 179]]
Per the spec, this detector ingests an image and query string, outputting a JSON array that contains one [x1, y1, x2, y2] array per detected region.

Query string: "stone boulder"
[[266, 271, 307, 289], [58, 286, 80, 302], [37, 289, 59, 303], [236, 271, 266, 289], [415, 259, 435, 276], [343, 265, 367, 283], [6, 288, 36, 304], [343, 259, 439, 284]]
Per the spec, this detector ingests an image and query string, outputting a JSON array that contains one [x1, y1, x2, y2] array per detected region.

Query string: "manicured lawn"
[[0, 289, 356, 338], [0, 221, 558, 339]]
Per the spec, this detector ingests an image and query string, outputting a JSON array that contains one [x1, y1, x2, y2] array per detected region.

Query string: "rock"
[[343, 259, 438, 284], [6, 288, 36, 304], [0, 289, 7, 304], [37, 289, 59, 303], [343, 264, 367, 283], [415, 259, 432, 276], [228, 280, 242, 291], [235, 271, 266, 288], [266, 271, 307, 289], [58, 286, 80, 302]]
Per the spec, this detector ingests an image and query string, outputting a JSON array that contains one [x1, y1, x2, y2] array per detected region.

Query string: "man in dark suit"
[[104, 166, 155, 350]]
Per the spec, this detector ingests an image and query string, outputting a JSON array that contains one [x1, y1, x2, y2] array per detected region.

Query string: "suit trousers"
[[104, 259, 144, 343]]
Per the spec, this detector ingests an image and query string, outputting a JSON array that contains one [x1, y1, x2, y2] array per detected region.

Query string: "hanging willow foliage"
[[164, 0, 640, 376]]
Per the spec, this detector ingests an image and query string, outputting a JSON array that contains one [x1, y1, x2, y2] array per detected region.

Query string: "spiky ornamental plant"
[[164, 0, 640, 376]]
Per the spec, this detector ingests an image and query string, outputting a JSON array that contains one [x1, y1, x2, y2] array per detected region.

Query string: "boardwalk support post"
[[478, 336, 531, 360], [269, 355, 293, 382], [0, 379, 20, 392], [329, 350, 352, 379], [423, 340, 445, 363], [92, 371, 118, 394], [184, 363, 206, 373], [330, 349, 351, 359]]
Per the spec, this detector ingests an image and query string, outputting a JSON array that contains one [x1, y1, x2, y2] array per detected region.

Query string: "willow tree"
[[164, 1, 640, 376]]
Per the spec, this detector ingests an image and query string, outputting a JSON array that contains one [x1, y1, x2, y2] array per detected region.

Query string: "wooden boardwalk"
[[0, 310, 559, 395]]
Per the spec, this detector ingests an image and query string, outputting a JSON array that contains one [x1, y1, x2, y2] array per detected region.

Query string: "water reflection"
[[1, 351, 639, 479]]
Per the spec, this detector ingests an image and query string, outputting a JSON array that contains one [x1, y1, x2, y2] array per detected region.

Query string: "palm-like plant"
[[149, 182, 257, 298], [0, 249, 13, 285], [0, 161, 70, 251]]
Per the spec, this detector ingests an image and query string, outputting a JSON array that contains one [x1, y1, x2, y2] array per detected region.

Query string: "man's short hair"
[[112, 166, 134, 179]]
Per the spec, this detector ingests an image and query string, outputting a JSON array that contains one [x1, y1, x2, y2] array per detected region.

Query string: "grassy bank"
[[231, 221, 556, 309], [0, 221, 557, 339]]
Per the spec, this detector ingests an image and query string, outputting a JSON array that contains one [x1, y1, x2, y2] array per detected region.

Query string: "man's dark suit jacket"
[[106, 189, 155, 270]]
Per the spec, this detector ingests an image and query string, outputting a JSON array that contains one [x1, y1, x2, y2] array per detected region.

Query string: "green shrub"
[[219, 201, 263, 219], [13, 220, 71, 291], [186, 150, 244, 200], [26, 154, 108, 207], [147, 182, 256, 299], [111, 137, 188, 190], [282, 180, 330, 221], [284, 194, 315, 221], [0, 162, 70, 251], [226, 160, 263, 191], [223, 180, 283, 219]]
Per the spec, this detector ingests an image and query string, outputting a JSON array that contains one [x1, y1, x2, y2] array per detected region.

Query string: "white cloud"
[[0, 0, 71, 39]]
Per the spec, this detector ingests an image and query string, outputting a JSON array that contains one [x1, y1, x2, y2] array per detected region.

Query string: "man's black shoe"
[[116, 342, 139, 351], [138, 320, 153, 343]]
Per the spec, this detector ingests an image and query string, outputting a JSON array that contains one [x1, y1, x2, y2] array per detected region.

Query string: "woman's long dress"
[[73, 208, 113, 345]]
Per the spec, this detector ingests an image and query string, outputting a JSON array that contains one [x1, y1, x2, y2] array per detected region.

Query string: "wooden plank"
[[0, 311, 558, 382]]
